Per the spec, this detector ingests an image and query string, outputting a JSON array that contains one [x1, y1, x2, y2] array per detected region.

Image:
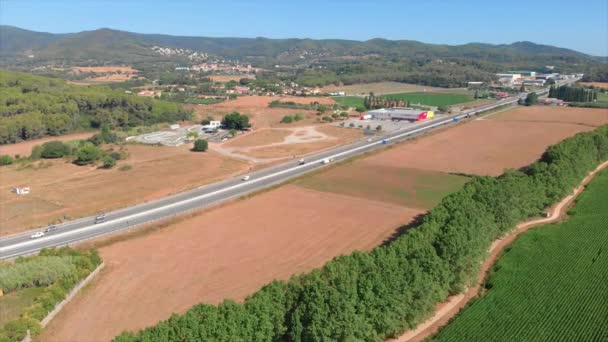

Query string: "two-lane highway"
[[0, 81, 576, 259]]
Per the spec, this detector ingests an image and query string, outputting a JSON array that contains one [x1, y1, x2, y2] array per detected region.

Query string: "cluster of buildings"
[[190, 63, 261, 73], [494, 71, 581, 88], [365, 108, 435, 122]]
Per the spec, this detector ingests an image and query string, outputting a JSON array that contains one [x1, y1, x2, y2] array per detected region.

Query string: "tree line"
[[548, 85, 598, 102], [0, 70, 192, 144], [112, 124, 608, 342]]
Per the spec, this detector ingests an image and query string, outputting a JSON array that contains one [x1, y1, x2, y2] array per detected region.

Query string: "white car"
[[367, 138, 373, 142], [30, 231, 45, 239], [298, 159, 306, 165], [242, 175, 250, 181]]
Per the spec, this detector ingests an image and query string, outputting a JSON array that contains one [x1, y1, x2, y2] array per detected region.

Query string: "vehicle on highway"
[[367, 138, 373, 142], [321, 158, 334, 164], [242, 175, 250, 181], [30, 231, 45, 239], [44, 225, 57, 233], [94, 213, 106, 224], [382, 139, 388, 144], [298, 159, 306, 165]]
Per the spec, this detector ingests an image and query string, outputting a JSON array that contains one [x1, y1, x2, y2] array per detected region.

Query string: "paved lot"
[[128, 125, 228, 146], [336, 114, 447, 133]]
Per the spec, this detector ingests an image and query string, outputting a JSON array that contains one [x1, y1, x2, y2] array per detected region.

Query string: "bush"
[[339, 112, 349, 118], [74, 144, 101, 165], [294, 113, 305, 121], [101, 155, 116, 169], [349, 122, 356, 127], [280, 115, 293, 124], [221, 112, 250, 130], [113, 125, 608, 342], [40, 141, 70, 159], [192, 139, 208, 152], [119, 164, 132, 171], [331, 113, 340, 119], [30, 145, 43, 160], [0, 155, 14, 166], [322, 116, 333, 122]]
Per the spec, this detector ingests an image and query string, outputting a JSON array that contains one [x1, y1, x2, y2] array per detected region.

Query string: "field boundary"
[[392, 159, 608, 342]]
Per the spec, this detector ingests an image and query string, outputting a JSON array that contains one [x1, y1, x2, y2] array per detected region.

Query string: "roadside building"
[[368, 107, 435, 122]]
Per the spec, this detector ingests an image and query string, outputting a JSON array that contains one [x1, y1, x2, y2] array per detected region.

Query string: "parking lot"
[[127, 125, 228, 146], [335, 113, 447, 133]]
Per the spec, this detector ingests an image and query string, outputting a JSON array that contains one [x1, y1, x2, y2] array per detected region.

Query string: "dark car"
[[44, 225, 58, 233]]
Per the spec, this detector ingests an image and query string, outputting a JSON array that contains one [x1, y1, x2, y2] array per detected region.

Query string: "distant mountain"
[[0, 26, 606, 82], [0, 25, 598, 63]]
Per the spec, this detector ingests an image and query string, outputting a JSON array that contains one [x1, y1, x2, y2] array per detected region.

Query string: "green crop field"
[[382, 92, 472, 107], [332, 92, 472, 109], [433, 168, 608, 342], [294, 163, 469, 210], [332, 96, 365, 108], [597, 92, 608, 103]]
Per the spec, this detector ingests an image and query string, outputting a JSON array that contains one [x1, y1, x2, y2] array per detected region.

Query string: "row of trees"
[[363, 93, 408, 109], [0, 70, 192, 144], [548, 85, 598, 102], [113, 125, 608, 341]]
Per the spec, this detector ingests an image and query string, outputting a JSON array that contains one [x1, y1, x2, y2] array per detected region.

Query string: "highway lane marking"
[[1, 83, 576, 257]]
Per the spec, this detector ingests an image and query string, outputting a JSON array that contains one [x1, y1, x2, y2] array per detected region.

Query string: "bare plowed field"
[[41, 185, 422, 342], [366, 110, 601, 175], [579, 82, 608, 88], [0, 145, 247, 235], [488, 106, 608, 127], [224, 129, 292, 148]]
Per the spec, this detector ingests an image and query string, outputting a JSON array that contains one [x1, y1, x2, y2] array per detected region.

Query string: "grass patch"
[[382, 92, 472, 107], [0, 287, 46, 326], [332, 96, 365, 108], [294, 163, 469, 210], [433, 168, 608, 342]]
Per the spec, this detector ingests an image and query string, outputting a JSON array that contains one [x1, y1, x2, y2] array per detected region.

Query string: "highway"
[[0, 80, 576, 259]]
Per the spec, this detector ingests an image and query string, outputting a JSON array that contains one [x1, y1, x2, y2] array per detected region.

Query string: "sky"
[[2, 0, 607, 56]]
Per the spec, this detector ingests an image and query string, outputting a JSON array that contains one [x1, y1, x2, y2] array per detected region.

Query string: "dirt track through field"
[[391, 160, 608, 342], [41, 186, 423, 342]]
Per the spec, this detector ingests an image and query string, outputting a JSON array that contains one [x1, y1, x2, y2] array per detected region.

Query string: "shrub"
[[349, 122, 356, 127], [339, 112, 349, 118], [74, 144, 101, 165], [119, 164, 132, 171], [221, 112, 250, 130], [192, 139, 208, 152], [294, 113, 305, 121], [101, 156, 116, 169], [376, 125, 382, 131], [0, 155, 14, 166], [40, 141, 70, 159], [322, 116, 333, 122], [331, 113, 340, 119], [280, 115, 294, 124]]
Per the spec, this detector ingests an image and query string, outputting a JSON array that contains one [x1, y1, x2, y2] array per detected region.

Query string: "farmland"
[[366, 106, 608, 175], [41, 185, 423, 342], [433, 168, 608, 342], [333, 92, 472, 108], [0, 144, 248, 235], [321, 82, 448, 95]]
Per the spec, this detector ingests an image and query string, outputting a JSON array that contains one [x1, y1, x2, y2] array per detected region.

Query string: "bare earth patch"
[[0, 132, 96, 157], [320, 82, 451, 95], [41, 185, 423, 342], [0, 145, 247, 235], [487, 105, 608, 127], [208, 75, 255, 82], [366, 116, 597, 176], [223, 129, 292, 148], [578, 82, 608, 89]]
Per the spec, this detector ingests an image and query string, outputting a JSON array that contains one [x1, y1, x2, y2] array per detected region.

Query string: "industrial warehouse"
[[365, 107, 435, 121]]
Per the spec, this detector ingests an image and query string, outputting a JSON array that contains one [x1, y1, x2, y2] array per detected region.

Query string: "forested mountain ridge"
[[0, 69, 191, 144], [1, 26, 607, 86]]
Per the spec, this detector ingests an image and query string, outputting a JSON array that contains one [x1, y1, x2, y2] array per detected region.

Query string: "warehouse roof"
[[368, 107, 426, 115]]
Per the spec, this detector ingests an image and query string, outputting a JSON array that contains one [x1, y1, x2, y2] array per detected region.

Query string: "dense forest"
[[113, 125, 608, 341], [0, 70, 191, 144]]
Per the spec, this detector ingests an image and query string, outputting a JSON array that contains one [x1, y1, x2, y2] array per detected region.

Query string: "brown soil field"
[[191, 95, 336, 128], [578, 82, 608, 88], [41, 185, 423, 342], [365, 109, 602, 176], [209, 75, 255, 82], [321, 82, 450, 95], [488, 106, 608, 127], [223, 129, 292, 148], [0, 132, 96, 157], [0, 145, 247, 235], [72, 66, 139, 74]]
